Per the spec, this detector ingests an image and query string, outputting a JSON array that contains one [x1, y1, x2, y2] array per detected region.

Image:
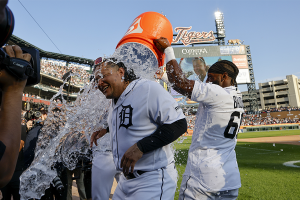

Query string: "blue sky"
[[7, 0, 299, 92]]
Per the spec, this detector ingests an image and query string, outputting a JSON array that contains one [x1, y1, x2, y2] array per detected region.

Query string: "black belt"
[[125, 170, 147, 180]]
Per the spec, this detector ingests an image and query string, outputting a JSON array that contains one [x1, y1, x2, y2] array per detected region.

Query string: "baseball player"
[[154, 37, 244, 200], [92, 58, 187, 200], [90, 57, 122, 200]]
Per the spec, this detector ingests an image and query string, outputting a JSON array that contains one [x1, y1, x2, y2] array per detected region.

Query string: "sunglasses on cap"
[[94, 57, 103, 66]]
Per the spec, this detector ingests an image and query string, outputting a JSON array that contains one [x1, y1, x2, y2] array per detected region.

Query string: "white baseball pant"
[[112, 162, 178, 200], [179, 175, 239, 200], [92, 152, 121, 200]]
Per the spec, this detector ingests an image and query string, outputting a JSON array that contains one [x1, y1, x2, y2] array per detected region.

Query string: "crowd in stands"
[[23, 92, 76, 106], [260, 106, 300, 113], [40, 59, 91, 86], [185, 114, 196, 130], [184, 110, 300, 130], [23, 93, 41, 99], [241, 114, 300, 126]]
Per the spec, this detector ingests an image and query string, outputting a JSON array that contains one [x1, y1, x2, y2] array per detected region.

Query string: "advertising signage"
[[172, 45, 250, 84], [173, 45, 246, 58]]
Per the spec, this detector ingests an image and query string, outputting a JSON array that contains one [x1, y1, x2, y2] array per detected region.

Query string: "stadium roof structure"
[[8, 35, 94, 66]]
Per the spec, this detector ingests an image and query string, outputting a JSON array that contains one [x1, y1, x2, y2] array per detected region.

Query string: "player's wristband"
[[161, 72, 169, 83], [164, 47, 176, 63]]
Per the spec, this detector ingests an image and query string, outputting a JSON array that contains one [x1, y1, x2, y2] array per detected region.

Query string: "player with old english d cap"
[[154, 37, 244, 200], [92, 57, 187, 200]]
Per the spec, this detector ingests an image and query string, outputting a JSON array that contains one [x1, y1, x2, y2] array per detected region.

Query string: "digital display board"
[[173, 45, 250, 84]]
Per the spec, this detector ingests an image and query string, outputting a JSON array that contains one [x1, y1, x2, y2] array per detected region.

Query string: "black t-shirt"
[[15, 125, 27, 171], [23, 125, 43, 169]]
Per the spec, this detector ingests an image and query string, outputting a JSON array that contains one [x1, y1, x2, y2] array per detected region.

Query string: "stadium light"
[[214, 11, 222, 19], [215, 10, 226, 40]]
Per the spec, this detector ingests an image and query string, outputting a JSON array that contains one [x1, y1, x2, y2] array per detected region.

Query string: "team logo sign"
[[172, 27, 216, 46], [119, 105, 133, 129], [124, 17, 143, 36]]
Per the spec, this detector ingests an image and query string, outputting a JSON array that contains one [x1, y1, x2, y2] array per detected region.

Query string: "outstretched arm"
[[154, 37, 195, 98]]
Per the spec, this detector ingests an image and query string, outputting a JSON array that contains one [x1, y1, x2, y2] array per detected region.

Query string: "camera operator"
[[23, 106, 47, 169], [0, 114, 26, 200], [24, 107, 68, 200], [0, 44, 31, 187]]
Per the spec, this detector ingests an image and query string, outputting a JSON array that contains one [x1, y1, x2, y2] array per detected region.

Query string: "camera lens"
[[34, 111, 41, 118], [53, 176, 64, 193]]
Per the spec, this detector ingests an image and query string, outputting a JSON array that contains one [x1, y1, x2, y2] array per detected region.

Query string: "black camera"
[[52, 176, 64, 194], [0, 6, 40, 86], [0, 47, 40, 86], [53, 162, 65, 194], [24, 103, 47, 128]]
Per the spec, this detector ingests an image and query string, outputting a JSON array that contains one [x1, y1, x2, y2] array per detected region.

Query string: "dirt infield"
[[72, 179, 117, 199], [238, 135, 300, 145]]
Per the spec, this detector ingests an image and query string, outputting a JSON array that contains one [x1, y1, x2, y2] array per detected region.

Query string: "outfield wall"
[[240, 123, 300, 132], [261, 111, 300, 119]]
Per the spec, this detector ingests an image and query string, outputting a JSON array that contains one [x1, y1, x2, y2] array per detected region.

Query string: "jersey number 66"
[[224, 111, 242, 139]]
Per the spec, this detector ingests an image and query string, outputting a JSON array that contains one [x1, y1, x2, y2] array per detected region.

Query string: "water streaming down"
[[111, 42, 158, 81], [19, 42, 193, 199], [19, 72, 111, 199]]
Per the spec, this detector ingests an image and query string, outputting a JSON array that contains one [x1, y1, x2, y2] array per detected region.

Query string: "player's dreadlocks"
[[208, 60, 239, 87]]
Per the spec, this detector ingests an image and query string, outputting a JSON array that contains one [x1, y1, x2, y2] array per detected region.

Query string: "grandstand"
[[8, 35, 94, 109]]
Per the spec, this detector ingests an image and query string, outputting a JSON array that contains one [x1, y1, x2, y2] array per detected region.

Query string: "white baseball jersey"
[[107, 78, 185, 172], [92, 131, 112, 157], [183, 80, 244, 192]]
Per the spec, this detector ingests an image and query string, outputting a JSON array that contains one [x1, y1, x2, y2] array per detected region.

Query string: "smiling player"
[[92, 58, 187, 200]]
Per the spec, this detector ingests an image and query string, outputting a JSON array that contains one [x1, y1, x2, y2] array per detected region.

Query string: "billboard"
[[172, 45, 250, 84]]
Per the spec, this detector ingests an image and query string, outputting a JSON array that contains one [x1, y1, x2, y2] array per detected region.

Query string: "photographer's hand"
[[26, 120, 33, 131], [0, 45, 31, 92]]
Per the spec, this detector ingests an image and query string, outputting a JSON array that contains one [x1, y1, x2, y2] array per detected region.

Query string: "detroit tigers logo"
[[119, 105, 133, 129]]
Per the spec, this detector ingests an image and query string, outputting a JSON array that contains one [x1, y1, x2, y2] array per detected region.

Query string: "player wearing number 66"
[[154, 37, 244, 200]]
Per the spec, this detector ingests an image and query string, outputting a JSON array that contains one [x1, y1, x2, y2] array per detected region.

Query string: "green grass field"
[[237, 129, 300, 139], [173, 130, 300, 200]]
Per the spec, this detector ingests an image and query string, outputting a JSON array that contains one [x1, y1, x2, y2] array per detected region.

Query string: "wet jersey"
[[183, 80, 244, 192], [107, 78, 185, 172], [92, 132, 112, 157]]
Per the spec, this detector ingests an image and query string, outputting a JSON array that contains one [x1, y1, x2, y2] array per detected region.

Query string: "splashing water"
[[19, 42, 162, 199], [111, 43, 158, 81], [19, 73, 110, 200], [19, 41, 198, 199]]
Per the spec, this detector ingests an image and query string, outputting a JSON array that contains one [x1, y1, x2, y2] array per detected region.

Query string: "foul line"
[[283, 160, 300, 168], [236, 146, 281, 154]]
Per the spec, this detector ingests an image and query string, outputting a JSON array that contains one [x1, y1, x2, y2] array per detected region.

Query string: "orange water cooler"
[[116, 12, 173, 67]]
